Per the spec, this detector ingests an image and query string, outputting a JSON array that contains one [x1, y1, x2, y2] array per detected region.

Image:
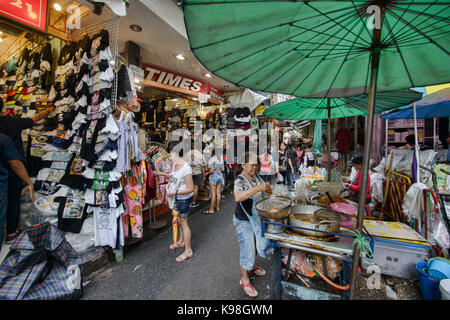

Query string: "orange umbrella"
[[172, 211, 179, 251]]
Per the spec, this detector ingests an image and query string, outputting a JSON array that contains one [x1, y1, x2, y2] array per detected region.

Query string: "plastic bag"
[[276, 172, 284, 183], [370, 172, 386, 203]]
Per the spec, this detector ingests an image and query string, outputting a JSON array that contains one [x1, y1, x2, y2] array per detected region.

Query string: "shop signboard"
[[0, 0, 47, 31], [142, 63, 224, 101]]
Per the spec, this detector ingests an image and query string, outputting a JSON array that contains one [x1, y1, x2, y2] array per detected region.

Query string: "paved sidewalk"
[[82, 192, 273, 300]]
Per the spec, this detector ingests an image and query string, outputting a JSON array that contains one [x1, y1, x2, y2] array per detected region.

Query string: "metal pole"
[[413, 102, 420, 182], [433, 118, 437, 151], [385, 119, 388, 159], [348, 13, 383, 300], [328, 98, 332, 182]]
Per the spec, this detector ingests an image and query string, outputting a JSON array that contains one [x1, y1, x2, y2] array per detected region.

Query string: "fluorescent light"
[[53, 3, 62, 11], [0, 38, 3, 43], [204, 73, 212, 78], [175, 54, 185, 61]]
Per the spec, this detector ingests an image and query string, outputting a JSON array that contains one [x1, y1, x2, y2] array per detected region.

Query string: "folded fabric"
[[100, 114, 120, 139], [234, 115, 251, 123], [87, 99, 110, 115], [82, 168, 122, 181], [36, 168, 66, 183], [42, 151, 73, 162]]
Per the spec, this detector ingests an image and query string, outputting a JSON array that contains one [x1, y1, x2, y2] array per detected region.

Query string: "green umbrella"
[[264, 89, 422, 180], [313, 120, 323, 156], [263, 89, 423, 120], [182, 0, 450, 299], [182, 0, 449, 98]]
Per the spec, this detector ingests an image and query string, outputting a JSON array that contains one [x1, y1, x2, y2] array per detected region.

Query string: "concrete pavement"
[[81, 192, 273, 300]]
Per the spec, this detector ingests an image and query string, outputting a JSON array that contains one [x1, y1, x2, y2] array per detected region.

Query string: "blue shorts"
[[233, 215, 256, 271], [174, 196, 193, 218], [209, 172, 224, 186]]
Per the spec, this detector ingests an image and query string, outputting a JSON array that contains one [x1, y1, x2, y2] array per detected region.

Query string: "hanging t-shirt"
[[169, 163, 194, 200], [88, 204, 124, 248]]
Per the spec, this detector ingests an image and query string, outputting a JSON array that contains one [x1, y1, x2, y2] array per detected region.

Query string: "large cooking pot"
[[288, 204, 340, 237]]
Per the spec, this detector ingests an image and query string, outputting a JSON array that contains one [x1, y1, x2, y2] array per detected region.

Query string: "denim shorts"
[[233, 215, 256, 271], [174, 196, 193, 218], [209, 172, 224, 186]]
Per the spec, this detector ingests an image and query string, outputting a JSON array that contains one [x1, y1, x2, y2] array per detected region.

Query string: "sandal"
[[176, 251, 193, 263], [169, 242, 185, 250], [240, 280, 258, 297], [249, 265, 266, 276], [203, 209, 215, 214]]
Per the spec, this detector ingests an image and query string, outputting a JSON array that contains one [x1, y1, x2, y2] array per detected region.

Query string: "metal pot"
[[289, 213, 340, 237], [265, 218, 288, 234], [254, 195, 292, 220]]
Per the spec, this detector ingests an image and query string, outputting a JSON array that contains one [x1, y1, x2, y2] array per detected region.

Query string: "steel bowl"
[[255, 195, 293, 220]]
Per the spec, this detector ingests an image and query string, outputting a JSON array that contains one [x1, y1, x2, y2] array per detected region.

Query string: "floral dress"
[[122, 160, 147, 239]]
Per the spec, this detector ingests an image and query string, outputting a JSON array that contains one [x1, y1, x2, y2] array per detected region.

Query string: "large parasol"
[[182, 0, 450, 299]]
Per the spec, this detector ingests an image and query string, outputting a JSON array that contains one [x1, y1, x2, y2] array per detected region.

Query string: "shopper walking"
[[186, 148, 206, 208], [233, 152, 271, 297], [157, 145, 194, 262], [276, 142, 288, 184], [0, 134, 35, 249], [204, 149, 224, 214], [286, 141, 298, 186], [0, 99, 54, 243], [304, 143, 315, 167], [258, 151, 274, 184]]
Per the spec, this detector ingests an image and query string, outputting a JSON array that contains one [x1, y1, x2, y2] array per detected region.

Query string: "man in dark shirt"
[[0, 134, 35, 249], [0, 99, 53, 243], [286, 141, 298, 186]]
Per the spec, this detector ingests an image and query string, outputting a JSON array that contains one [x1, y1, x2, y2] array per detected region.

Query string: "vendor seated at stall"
[[320, 154, 343, 185], [345, 156, 371, 203], [399, 134, 433, 151]]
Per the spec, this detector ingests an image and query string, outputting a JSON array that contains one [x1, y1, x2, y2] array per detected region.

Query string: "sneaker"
[[5, 233, 18, 244], [190, 202, 199, 208]]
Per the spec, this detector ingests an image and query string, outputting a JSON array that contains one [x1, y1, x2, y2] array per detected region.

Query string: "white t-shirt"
[[169, 163, 194, 200], [88, 204, 124, 248], [208, 156, 224, 175]]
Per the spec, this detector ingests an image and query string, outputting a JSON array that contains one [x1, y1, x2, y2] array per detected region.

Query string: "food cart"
[[258, 195, 431, 300]]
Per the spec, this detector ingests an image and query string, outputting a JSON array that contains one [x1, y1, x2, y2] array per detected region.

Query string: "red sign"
[[142, 63, 224, 100], [0, 0, 47, 31]]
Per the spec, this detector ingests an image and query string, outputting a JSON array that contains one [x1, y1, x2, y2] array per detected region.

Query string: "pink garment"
[[122, 162, 147, 239], [259, 154, 272, 174]]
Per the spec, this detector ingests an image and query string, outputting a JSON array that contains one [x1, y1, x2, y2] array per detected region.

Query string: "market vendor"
[[320, 154, 343, 185], [0, 99, 54, 244], [233, 152, 271, 298], [345, 156, 371, 203], [0, 133, 35, 249]]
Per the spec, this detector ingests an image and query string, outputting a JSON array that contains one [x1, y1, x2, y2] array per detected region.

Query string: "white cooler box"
[[361, 238, 431, 280]]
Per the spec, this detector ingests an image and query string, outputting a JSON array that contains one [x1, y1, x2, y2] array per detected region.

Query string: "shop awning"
[[380, 87, 450, 119]]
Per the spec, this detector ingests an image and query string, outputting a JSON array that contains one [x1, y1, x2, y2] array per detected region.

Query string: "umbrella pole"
[[385, 119, 388, 159], [433, 118, 436, 152], [414, 102, 420, 182], [328, 99, 332, 182], [348, 21, 383, 300]]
